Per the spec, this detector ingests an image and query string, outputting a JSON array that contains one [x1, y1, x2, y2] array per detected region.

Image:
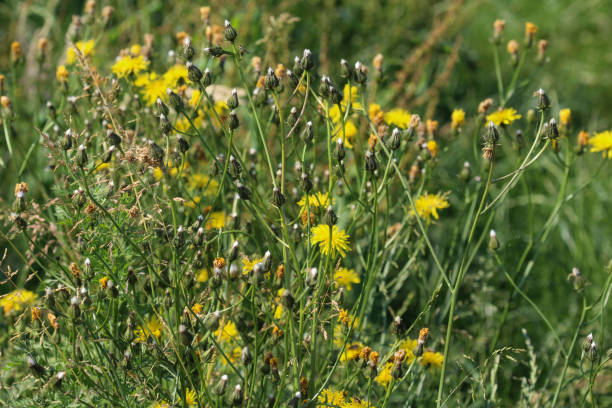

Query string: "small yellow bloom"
[[334, 268, 360, 290], [56, 65, 69, 82], [99, 276, 109, 290], [311, 224, 352, 258], [375, 362, 393, 387], [412, 192, 450, 222], [589, 130, 612, 159], [183, 387, 197, 407], [559, 108, 571, 127], [214, 320, 238, 341], [111, 55, 149, 78], [297, 191, 333, 214], [486, 108, 521, 126], [427, 140, 439, 158], [384, 108, 412, 128], [189, 89, 202, 108], [31, 306, 41, 322], [451, 108, 465, 130], [340, 342, 364, 362], [420, 350, 444, 368], [525, 22, 538, 37], [196, 268, 209, 282], [66, 40, 95, 65], [0, 289, 37, 315], [163, 65, 189, 87], [151, 401, 170, 408], [242, 256, 264, 274], [205, 211, 226, 230], [317, 388, 346, 407], [134, 316, 163, 343], [130, 44, 142, 56], [191, 303, 203, 314]]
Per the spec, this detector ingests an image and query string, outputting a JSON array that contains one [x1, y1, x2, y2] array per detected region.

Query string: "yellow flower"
[[214, 320, 238, 341], [340, 342, 364, 362], [297, 192, 333, 214], [318, 388, 346, 407], [130, 44, 142, 56], [333, 120, 358, 149], [189, 89, 202, 108], [99, 276, 109, 290], [427, 140, 439, 158], [0, 289, 37, 315], [163, 65, 189, 87], [311, 224, 351, 257], [242, 257, 264, 274], [486, 108, 521, 126], [197, 268, 209, 282], [398, 337, 417, 364], [151, 401, 170, 408], [589, 130, 612, 159], [342, 398, 374, 408], [56, 65, 69, 82], [188, 174, 219, 196], [183, 387, 197, 407], [191, 303, 203, 314], [139, 73, 168, 105], [221, 346, 242, 366], [111, 55, 149, 78], [412, 192, 450, 222], [420, 351, 444, 368], [205, 212, 226, 230], [134, 316, 163, 343], [66, 40, 95, 64], [559, 108, 571, 127], [375, 362, 393, 387], [384, 108, 412, 128], [451, 108, 465, 129], [334, 268, 360, 290], [525, 22, 538, 36]]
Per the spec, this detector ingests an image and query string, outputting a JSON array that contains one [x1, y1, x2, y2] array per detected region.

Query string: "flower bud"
[[107, 129, 121, 147], [489, 229, 499, 251], [227, 88, 239, 110], [534, 88, 550, 111], [325, 206, 337, 226], [202, 68, 213, 87], [177, 135, 190, 153], [229, 240, 240, 262], [365, 150, 378, 173], [302, 121, 314, 143], [215, 374, 228, 395], [335, 138, 345, 162], [224, 20, 238, 42], [167, 88, 183, 111], [183, 37, 195, 61], [340, 59, 352, 78], [300, 49, 314, 71], [388, 127, 401, 150], [265, 67, 279, 91], [300, 172, 313, 193], [61, 129, 73, 151], [272, 187, 285, 208], [231, 384, 243, 406], [236, 181, 251, 200], [329, 86, 343, 105], [228, 110, 239, 130], [186, 61, 203, 83], [241, 346, 252, 365], [76, 144, 88, 167], [547, 118, 559, 139], [204, 46, 226, 58], [229, 155, 242, 178]]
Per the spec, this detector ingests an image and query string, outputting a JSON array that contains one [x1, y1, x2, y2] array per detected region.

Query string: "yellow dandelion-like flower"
[[134, 316, 163, 343], [559, 108, 571, 127], [420, 351, 444, 368], [111, 55, 149, 78], [398, 338, 417, 364], [214, 320, 238, 341], [189, 89, 202, 108], [311, 224, 351, 258], [205, 212, 226, 230], [66, 40, 95, 65], [196, 268, 209, 282], [331, 119, 357, 149], [317, 388, 346, 407], [342, 398, 375, 408], [412, 192, 450, 222], [221, 346, 242, 366], [375, 362, 393, 387], [151, 401, 170, 408], [130, 44, 142, 56], [183, 388, 197, 407], [163, 65, 189, 87], [589, 130, 612, 159], [297, 191, 333, 214], [188, 173, 220, 196], [451, 108, 466, 130], [384, 108, 412, 128], [99, 276, 109, 290], [140, 74, 168, 105], [56, 65, 69, 82], [340, 342, 364, 362], [334, 268, 360, 290], [427, 140, 439, 158], [486, 108, 521, 126], [0, 289, 37, 315], [242, 257, 264, 274]]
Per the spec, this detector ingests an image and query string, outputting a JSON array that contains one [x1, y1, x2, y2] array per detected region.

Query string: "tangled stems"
[[436, 159, 494, 408]]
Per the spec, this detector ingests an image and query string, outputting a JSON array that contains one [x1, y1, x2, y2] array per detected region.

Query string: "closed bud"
[[228, 110, 239, 130], [340, 59, 352, 78], [353, 61, 367, 84], [149, 140, 164, 163], [229, 155, 242, 177], [388, 127, 401, 150], [265, 67, 279, 91], [335, 138, 345, 162], [306, 267, 318, 288], [159, 113, 172, 133], [62, 129, 73, 151], [205, 311, 220, 331], [215, 374, 229, 395], [224, 20, 238, 42], [534, 88, 550, 111], [300, 172, 313, 192], [236, 181, 251, 200], [202, 68, 213, 87], [179, 324, 193, 346], [229, 240, 240, 262], [325, 206, 337, 226], [301, 49, 314, 71], [107, 129, 121, 147], [547, 118, 559, 139], [77, 144, 88, 167], [487, 121, 500, 144], [241, 346, 252, 365], [588, 342, 598, 361], [302, 121, 314, 143], [167, 88, 183, 111], [583, 333, 594, 352], [177, 135, 190, 153], [272, 187, 285, 207], [365, 150, 378, 173], [329, 86, 343, 105], [459, 161, 471, 182], [227, 88, 239, 109], [186, 61, 203, 83], [27, 355, 46, 377], [287, 107, 299, 130], [183, 37, 195, 61], [489, 229, 499, 251], [231, 384, 243, 406], [292, 56, 303, 78], [204, 46, 226, 58], [281, 289, 295, 310]]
